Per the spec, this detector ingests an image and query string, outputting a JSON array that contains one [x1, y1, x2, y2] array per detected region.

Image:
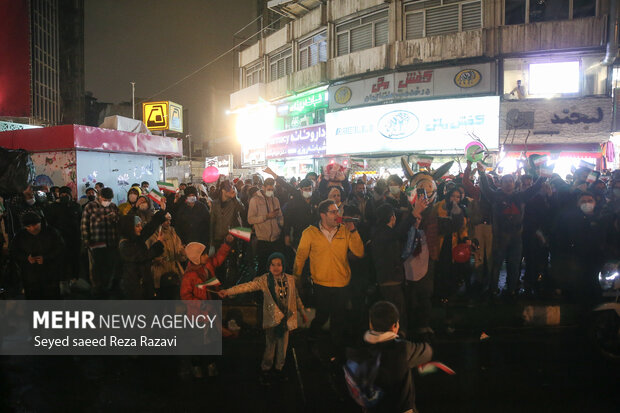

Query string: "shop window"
[[504, 0, 595, 25], [503, 56, 607, 98], [336, 10, 388, 56], [269, 48, 292, 82], [244, 61, 263, 88], [299, 31, 327, 70], [404, 0, 481, 40]]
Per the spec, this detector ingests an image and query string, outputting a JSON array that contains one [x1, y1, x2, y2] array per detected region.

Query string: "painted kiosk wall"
[[0, 125, 182, 204]]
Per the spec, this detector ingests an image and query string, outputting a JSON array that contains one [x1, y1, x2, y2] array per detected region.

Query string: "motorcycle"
[[589, 261, 620, 361]]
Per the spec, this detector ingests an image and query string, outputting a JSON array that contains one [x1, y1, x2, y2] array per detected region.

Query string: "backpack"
[[343, 348, 384, 409]]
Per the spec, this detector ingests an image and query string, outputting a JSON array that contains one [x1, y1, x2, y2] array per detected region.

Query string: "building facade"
[[231, 0, 618, 176]]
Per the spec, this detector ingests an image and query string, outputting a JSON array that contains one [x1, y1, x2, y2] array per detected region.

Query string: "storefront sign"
[[241, 146, 265, 166], [205, 154, 233, 177], [326, 96, 499, 155], [266, 124, 326, 159], [500, 97, 612, 144], [328, 63, 494, 109]]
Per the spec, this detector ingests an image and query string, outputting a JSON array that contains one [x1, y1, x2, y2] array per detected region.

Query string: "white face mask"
[[389, 185, 400, 195], [101, 200, 111, 207], [186, 196, 197, 204], [264, 190, 274, 198], [128, 194, 138, 203], [302, 190, 312, 199], [580, 202, 594, 214]]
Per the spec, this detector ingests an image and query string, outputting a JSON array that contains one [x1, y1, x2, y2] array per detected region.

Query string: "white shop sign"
[[328, 63, 494, 109], [326, 96, 500, 155]]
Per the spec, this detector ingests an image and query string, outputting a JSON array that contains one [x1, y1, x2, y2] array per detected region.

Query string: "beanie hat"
[[185, 242, 206, 265], [267, 252, 286, 272], [21, 211, 42, 226]]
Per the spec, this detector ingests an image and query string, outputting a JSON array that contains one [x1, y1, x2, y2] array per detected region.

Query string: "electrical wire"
[[142, 14, 285, 101]]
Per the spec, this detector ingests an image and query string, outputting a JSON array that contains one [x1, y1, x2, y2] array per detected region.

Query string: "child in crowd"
[[360, 301, 433, 413], [219, 252, 307, 384]]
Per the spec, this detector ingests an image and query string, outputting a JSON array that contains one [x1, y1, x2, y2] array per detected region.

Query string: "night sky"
[[84, 0, 258, 146]]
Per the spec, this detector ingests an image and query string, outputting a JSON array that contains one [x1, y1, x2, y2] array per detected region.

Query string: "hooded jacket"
[[247, 190, 283, 242]]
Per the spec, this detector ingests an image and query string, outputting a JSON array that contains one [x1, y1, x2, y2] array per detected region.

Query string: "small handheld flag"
[[197, 277, 221, 289], [157, 181, 177, 193], [418, 361, 456, 375], [229, 227, 252, 242], [148, 189, 164, 206]]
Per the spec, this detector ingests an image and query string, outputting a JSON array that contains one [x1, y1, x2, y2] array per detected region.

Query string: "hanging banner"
[[266, 124, 326, 159]]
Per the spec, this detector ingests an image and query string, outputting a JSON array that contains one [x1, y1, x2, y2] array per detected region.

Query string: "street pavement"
[[1, 301, 618, 413]]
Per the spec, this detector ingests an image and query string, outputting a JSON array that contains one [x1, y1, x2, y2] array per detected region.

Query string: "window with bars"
[[299, 31, 327, 70], [244, 61, 263, 88], [336, 10, 389, 57], [269, 48, 293, 81], [404, 0, 481, 40]]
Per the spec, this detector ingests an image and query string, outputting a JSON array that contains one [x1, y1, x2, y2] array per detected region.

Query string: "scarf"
[[267, 271, 290, 337]]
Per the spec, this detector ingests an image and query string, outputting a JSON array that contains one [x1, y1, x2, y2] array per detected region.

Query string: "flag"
[[586, 171, 600, 184], [418, 361, 456, 375], [157, 180, 177, 193], [480, 332, 490, 341], [229, 227, 252, 242], [539, 164, 554, 178], [196, 277, 221, 289], [533, 155, 549, 166], [148, 189, 164, 206]]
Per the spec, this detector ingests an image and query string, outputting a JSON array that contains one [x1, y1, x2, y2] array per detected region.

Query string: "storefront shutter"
[[319, 40, 327, 62], [462, 1, 482, 31], [351, 24, 372, 53], [405, 12, 424, 39], [285, 56, 292, 75], [374, 20, 388, 46], [270, 63, 277, 81], [337, 32, 349, 56], [426, 4, 459, 36]]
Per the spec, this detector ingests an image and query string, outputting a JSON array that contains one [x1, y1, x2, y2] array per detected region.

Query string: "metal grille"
[[426, 4, 459, 36], [405, 12, 424, 39], [462, 1, 482, 31]]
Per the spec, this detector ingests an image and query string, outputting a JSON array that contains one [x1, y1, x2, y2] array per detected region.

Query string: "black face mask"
[[87, 195, 96, 201], [59, 196, 69, 204]]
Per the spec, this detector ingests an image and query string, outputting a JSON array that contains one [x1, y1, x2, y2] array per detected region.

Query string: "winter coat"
[[45, 199, 82, 250], [146, 225, 186, 289], [293, 223, 364, 287], [10, 226, 65, 299], [81, 200, 120, 248], [172, 200, 210, 246], [180, 243, 231, 318], [247, 191, 283, 242], [360, 331, 432, 413], [209, 197, 244, 247], [433, 200, 468, 255], [118, 209, 166, 299], [225, 273, 305, 330], [282, 192, 316, 247], [371, 215, 415, 285]]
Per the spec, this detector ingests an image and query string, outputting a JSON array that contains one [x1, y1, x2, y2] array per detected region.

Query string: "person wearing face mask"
[[209, 180, 245, 251], [282, 178, 317, 252], [81, 187, 120, 298], [146, 212, 186, 297], [385, 175, 410, 224], [79, 187, 98, 208], [118, 187, 142, 216], [172, 186, 211, 248], [131, 195, 154, 225], [550, 192, 604, 304], [45, 186, 82, 283], [248, 177, 284, 275]]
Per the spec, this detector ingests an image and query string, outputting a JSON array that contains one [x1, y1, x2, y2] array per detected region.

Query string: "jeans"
[[491, 232, 523, 294]]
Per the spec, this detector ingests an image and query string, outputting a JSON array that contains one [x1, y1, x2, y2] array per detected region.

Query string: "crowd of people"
[[1, 159, 619, 411]]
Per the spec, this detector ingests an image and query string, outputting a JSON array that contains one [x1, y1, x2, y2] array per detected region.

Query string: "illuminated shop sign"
[[328, 63, 493, 109], [325, 96, 499, 155], [266, 123, 326, 159]]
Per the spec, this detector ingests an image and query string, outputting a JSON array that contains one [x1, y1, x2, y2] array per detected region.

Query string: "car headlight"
[[598, 261, 620, 291]]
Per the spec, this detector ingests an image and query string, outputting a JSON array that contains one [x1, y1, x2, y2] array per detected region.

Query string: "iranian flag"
[[148, 189, 164, 206], [157, 180, 177, 193], [197, 277, 221, 288], [229, 227, 252, 242]]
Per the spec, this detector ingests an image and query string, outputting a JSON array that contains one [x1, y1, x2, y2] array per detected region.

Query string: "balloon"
[[203, 166, 219, 183], [465, 141, 485, 163]]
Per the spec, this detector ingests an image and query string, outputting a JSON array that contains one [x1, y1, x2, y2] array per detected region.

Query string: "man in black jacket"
[[10, 212, 64, 299], [45, 186, 82, 281], [283, 178, 316, 250], [172, 186, 210, 247]]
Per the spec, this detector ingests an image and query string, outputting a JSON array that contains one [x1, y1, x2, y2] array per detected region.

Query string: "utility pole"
[[130, 82, 136, 119]]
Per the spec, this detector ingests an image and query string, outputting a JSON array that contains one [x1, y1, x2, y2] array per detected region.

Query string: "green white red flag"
[[229, 227, 252, 242], [157, 181, 177, 193], [148, 189, 164, 206]]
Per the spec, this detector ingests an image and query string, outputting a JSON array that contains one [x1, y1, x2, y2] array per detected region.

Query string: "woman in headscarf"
[[146, 212, 186, 297]]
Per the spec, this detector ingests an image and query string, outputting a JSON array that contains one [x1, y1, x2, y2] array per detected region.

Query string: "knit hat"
[[21, 211, 42, 226], [267, 252, 286, 272], [185, 242, 206, 265]]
